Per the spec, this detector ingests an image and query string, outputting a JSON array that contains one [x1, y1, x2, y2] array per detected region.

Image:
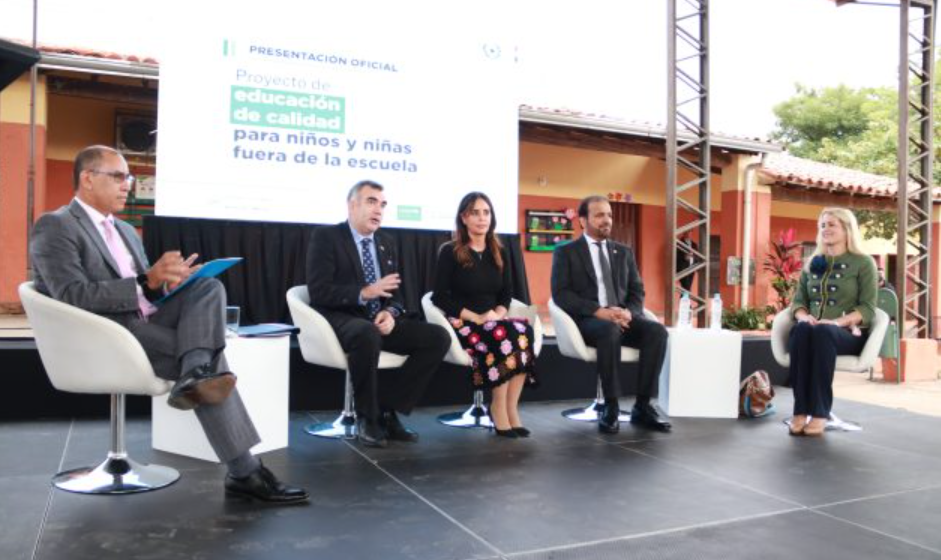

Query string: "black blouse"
[[431, 242, 512, 317]]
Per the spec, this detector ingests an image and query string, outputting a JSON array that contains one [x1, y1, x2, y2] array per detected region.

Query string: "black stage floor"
[[2, 390, 940, 560]]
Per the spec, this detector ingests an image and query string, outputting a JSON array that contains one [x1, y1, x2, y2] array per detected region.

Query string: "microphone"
[[809, 255, 829, 275]]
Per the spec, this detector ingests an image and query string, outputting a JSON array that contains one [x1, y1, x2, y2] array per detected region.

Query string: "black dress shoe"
[[512, 427, 531, 438], [380, 410, 419, 443], [356, 417, 388, 448], [630, 402, 672, 433], [225, 462, 309, 504], [488, 410, 518, 438], [167, 364, 236, 411], [494, 427, 519, 438], [598, 403, 620, 434]]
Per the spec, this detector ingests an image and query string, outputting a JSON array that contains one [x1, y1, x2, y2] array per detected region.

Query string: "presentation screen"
[[155, 10, 518, 233]]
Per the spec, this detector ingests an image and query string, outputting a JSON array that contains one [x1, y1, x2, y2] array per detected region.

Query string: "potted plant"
[[763, 228, 803, 312]]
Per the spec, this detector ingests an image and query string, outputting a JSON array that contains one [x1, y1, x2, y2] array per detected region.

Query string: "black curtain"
[[143, 216, 531, 325]]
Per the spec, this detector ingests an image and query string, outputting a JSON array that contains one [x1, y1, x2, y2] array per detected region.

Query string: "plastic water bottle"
[[678, 292, 691, 328], [710, 293, 723, 330]]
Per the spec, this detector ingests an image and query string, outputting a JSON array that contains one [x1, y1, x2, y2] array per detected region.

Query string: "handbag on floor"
[[739, 370, 776, 418]]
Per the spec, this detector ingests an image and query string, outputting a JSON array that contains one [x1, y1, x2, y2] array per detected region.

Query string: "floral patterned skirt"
[[449, 317, 538, 389]]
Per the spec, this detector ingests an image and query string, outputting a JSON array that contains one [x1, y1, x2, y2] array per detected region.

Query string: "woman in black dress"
[[432, 192, 537, 438]]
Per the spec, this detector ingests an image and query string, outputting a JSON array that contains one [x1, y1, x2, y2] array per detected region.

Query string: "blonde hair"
[[811, 207, 866, 260]]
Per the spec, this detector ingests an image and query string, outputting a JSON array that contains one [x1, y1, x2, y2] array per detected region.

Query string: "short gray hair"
[[347, 180, 384, 202]]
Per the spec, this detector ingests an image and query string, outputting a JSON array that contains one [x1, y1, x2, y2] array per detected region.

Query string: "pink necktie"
[[102, 218, 157, 319]]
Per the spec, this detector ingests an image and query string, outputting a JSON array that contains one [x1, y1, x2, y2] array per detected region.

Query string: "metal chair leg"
[[53, 394, 180, 494], [561, 379, 631, 422], [437, 390, 493, 428], [305, 370, 358, 439]]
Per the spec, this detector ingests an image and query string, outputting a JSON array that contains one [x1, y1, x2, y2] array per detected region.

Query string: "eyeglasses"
[[89, 169, 135, 185]]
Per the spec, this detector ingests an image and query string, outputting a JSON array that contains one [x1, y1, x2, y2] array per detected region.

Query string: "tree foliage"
[[770, 67, 941, 240]]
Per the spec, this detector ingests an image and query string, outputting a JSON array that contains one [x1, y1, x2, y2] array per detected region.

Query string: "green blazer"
[[791, 252, 877, 327]]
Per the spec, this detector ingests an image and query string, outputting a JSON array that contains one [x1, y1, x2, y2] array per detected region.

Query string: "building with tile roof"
[[2, 43, 939, 325]]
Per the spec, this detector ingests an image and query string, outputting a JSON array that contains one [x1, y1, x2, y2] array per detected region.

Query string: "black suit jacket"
[[306, 222, 406, 327], [550, 236, 645, 321]]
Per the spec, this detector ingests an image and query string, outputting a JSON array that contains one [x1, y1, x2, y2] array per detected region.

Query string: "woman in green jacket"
[[788, 208, 877, 436]]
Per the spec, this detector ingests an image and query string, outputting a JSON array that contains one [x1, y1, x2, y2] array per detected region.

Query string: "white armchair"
[[771, 307, 890, 431], [771, 308, 889, 372], [421, 292, 543, 428], [19, 282, 179, 494], [548, 298, 659, 422], [286, 286, 407, 439]]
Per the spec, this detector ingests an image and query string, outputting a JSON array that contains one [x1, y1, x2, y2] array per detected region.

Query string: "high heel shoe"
[[488, 410, 518, 439], [512, 427, 531, 438]]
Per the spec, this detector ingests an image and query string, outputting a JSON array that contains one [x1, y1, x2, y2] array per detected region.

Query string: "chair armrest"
[[509, 299, 544, 357], [421, 292, 472, 366], [856, 308, 889, 371], [286, 285, 348, 370], [770, 309, 794, 368], [19, 282, 170, 396], [548, 298, 591, 361]]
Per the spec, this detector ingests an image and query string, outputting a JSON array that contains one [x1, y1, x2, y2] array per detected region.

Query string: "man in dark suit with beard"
[[306, 180, 450, 448], [551, 195, 671, 434]]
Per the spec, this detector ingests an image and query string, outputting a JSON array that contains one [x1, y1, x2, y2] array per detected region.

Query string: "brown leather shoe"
[[168, 365, 236, 410], [803, 417, 828, 437], [789, 415, 808, 436]]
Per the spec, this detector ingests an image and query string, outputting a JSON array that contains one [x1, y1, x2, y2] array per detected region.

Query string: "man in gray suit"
[[29, 145, 308, 504]]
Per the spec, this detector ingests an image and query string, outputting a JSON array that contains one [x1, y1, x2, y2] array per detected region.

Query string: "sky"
[[0, 0, 910, 139]]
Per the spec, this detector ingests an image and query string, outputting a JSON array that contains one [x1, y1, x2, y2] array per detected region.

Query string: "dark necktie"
[[594, 241, 617, 307], [360, 238, 381, 318]]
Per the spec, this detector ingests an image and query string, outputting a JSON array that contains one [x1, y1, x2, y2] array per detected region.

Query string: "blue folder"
[[236, 323, 299, 337], [153, 257, 242, 306]]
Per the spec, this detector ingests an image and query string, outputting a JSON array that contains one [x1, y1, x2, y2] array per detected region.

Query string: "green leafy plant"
[[771, 71, 941, 239], [722, 306, 775, 331], [763, 228, 803, 312]]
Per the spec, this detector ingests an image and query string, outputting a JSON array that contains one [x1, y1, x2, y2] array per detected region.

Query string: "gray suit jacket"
[[30, 201, 261, 460], [30, 199, 149, 330]]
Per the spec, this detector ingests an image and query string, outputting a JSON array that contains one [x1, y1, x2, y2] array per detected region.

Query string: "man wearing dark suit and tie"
[[551, 195, 671, 434], [306, 180, 450, 448], [29, 145, 308, 503]]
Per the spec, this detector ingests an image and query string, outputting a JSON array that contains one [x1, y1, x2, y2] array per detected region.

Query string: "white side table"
[[152, 335, 290, 462], [658, 327, 742, 418]]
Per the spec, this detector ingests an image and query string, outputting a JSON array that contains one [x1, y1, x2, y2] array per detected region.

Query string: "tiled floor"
[[1, 391, 939, 560]]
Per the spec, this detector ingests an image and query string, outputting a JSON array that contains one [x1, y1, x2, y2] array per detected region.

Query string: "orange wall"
[[637, 205, 667, 315], [752, 192, 773, 309], [43, 158, 151, 215], [42, 92, 156, 222], [519, 142, 722, 211], [518, 194, 583, 307], [770, 216, 818, 245], [44, 158, 74, 213], [0, 123, 46, 304], [518, 194, 716, 317], [0, 76, 47, 306], [46, 93, 153, 160]]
